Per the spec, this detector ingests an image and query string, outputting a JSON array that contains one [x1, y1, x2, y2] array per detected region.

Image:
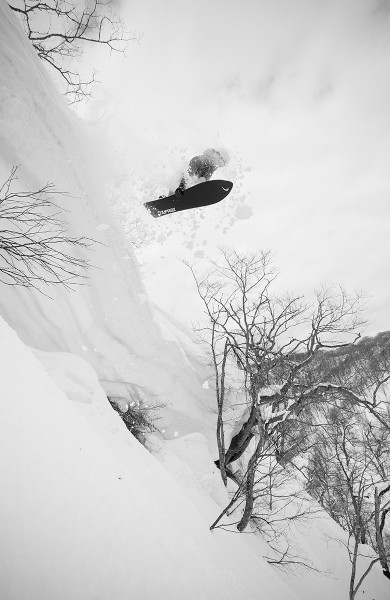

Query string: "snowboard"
[[144, 179, 233, 218]]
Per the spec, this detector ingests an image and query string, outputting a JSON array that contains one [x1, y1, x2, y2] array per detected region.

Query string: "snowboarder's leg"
[[175, 176, 187, 197], [162, 175, 187, 200]]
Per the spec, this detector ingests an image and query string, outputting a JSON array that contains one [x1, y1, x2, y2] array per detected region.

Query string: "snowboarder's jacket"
[[187, 148, 228, 181]]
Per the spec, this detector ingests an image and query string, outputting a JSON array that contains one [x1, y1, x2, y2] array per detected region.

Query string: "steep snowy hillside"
[[0, 3, 389, 600], [0, 315, 298, 600], [0, 0, 215, 445]]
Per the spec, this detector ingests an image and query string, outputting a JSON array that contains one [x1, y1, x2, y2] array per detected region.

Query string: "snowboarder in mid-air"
[[145, 148, 232, 218], [163, 148, 230, 198]]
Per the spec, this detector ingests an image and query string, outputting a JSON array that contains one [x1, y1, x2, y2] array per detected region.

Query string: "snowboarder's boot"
[[174, 187, 185, 198]]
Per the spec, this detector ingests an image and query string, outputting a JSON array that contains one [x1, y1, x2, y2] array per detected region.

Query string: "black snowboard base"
[[144, 180, 233, 218]]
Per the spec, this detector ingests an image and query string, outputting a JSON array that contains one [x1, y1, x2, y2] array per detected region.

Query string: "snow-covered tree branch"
[[188, 247, 367, 532]]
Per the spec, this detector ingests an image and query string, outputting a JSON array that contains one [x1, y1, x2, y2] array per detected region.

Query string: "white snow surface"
[[0, 315, 297, 600], [0, 3, 389, 600], [0, 0, 215, 446]]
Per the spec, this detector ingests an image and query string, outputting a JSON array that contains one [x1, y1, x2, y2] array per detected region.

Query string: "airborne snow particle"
[[234, 205, 253, 220], [194, 250, 204, 259]]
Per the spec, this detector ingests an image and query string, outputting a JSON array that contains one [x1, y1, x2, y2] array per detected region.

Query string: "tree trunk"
[[215, 345, 228, 485], [349, 535, 359, 600], [237, 431, 265, 532], [224, 402, 257, 466], [374, 487, 390, 580]]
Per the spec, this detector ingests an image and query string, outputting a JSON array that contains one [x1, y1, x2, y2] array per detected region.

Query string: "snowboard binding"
[[158, 187, 185, 200], [174, 187, 185, 198]]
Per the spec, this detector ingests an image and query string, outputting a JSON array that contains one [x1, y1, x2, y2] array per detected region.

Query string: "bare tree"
[[373, 483, 390, 580], [0, 166, 94, 292], [186, 263, 233, 486], [209, 424, 322, 573], [365, 422, 390, 580], [8, 0, 139, 102], [306, 407, 390, 596], [188, 248, 365, 532]]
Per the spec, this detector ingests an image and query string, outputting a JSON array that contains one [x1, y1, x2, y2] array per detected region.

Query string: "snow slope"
[[0, 0, 216, 446], [0, 315, 298, 600], [0, 3, 389, 600]]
